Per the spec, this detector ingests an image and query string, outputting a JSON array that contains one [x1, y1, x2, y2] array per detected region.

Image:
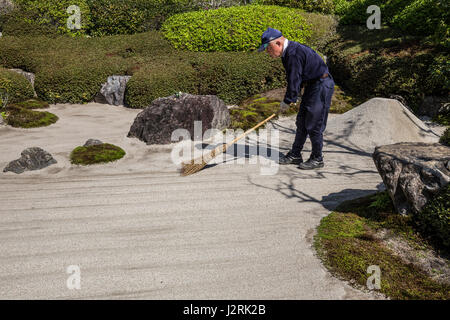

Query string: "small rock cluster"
[[3, 139, 106, 174]]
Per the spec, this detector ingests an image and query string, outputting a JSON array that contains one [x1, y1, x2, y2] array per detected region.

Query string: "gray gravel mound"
[[325, 98, 440, 152]]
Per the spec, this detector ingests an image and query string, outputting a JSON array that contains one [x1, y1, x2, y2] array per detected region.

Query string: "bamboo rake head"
[[180, 143, 227, 176], [180, 113, 276, 176]]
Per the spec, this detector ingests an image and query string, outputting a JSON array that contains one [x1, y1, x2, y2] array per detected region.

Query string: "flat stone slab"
[[373, 142, 450, 214]]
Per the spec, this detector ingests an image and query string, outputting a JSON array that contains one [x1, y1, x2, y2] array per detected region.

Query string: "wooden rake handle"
[[225, 113, 277, 149]]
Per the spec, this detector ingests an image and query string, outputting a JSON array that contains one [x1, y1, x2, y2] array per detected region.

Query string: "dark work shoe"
[[298, 156, 324, 170], [279, 151, 303, 165]]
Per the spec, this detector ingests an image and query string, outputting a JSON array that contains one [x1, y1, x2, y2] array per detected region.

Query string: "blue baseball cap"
[[257, 27, 283, 52]]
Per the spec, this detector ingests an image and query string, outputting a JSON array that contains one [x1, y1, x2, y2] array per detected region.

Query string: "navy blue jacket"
[[281, 41, 329, 104]]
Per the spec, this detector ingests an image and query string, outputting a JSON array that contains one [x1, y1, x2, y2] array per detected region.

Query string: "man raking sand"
[[258, 27, 335, 170]]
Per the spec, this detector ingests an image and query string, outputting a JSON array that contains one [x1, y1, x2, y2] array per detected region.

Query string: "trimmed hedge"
[[124, 56, 198, 108], [161, 5, 314, 52], [86, 0, 197, 36], [1, 0, 92, 37], [189, 51, 285, 103], [0, 68, 35, 104], [0, 0, 201, 37], [252, 0, 338, 14], [125, 51, 287, 107], [0, 30, 287, 107]]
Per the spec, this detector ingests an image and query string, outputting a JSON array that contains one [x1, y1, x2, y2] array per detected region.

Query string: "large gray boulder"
[[128, 93, 231, 144], [373, 142, 450, 215], [94, 75, 131, 106], [3, 147, 57, 174]]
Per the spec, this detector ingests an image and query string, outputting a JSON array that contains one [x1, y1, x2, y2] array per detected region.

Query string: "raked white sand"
[[0, 99, 440, 299]]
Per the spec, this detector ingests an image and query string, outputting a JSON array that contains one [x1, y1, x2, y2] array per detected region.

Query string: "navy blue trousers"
[[291, 75, 334, 160]]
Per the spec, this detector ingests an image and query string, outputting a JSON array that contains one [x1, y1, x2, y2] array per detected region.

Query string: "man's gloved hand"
[[279, 101, 290, 113]]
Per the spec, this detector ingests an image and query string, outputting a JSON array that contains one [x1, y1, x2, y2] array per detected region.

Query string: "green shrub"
[[125, 51, 287, 107], [161, 5, 313, 52], [324, 26, 445, 111], [35, 64, 115, 104], [440, 127, 450, 146], [86, 0, 197, 36], [1, 0, 92, 37], [189, 51, 286, 104], [252, 0, 336, 14], [4, 104, 58, 128], [426, 54, 450, 94], [392, 0, 449, 37], [333, 0, 351, 16], [338, 0, 381, 25], [0, 35, 42, 71], [0, 68, 35, 104], [337, 0, 418, 25], [0, 30, 288, 107], [413, 184, 450, 249], [70, 143, 126, 165], [124, 57, 198, 108], [298, 11, 338, 50], [336, 0, 448, 42]]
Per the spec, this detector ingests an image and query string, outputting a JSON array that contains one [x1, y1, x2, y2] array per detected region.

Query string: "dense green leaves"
[[414, 185, 450, 249], [253, 0, 338, 14], [1, 0, 92, 37], [161, 5, 313, 52], [86, 0, 197, 36], [0, 68, 35, 104], [0, 0, 199, 37]]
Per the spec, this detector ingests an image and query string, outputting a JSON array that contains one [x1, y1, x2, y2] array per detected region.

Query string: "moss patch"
[[314, 191, 450, 300], [12, 98, 49, 109], [230, 94, 298, 131], [70, 143, 126, 165], [4, 104, 58, 128]]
